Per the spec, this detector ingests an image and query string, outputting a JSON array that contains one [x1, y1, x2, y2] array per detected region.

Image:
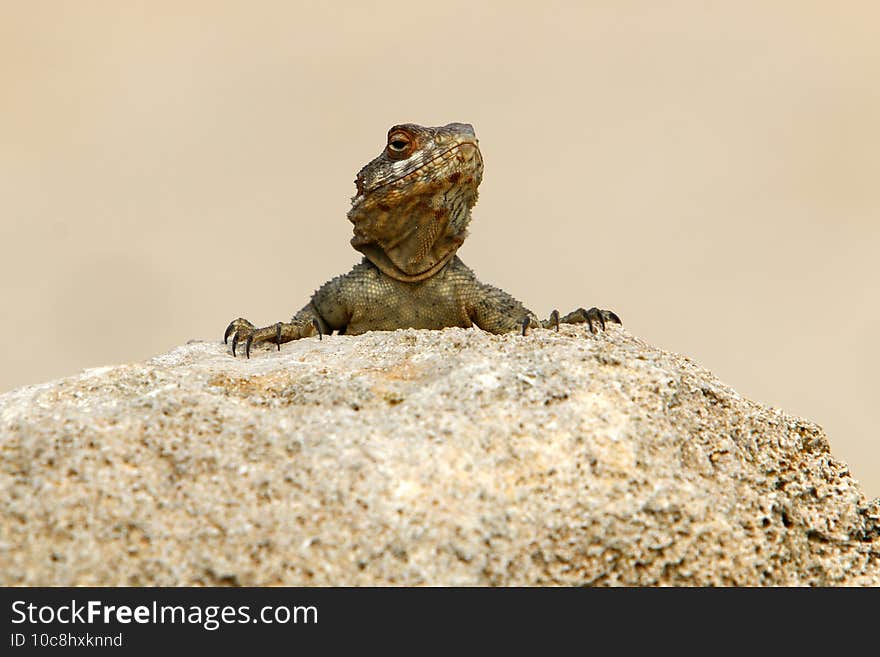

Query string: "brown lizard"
[[224, 122, 620, 357]]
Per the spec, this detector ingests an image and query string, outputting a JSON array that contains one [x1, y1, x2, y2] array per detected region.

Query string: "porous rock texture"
[[1, 326, 878, 586]]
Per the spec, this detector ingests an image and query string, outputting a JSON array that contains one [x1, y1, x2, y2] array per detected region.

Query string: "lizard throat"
[[355, 244, 461, 282], [349, 200, 473, 282]]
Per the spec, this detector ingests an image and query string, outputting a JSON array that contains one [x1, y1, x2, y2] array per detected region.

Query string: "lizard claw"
[[224, 317, 254, 345], [550, 307, 621, 334], [223, 316, 322, 357], [587, 307, 605, 334], [223, 317, 262, 358], [225, 318, 257, 356], [574, 307, 621, 334]]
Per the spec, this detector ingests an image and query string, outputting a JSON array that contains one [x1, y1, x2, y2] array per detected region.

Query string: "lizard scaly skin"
[[224, 123, 620, 357]]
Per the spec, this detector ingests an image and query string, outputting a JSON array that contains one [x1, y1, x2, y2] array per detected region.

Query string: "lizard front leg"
[[224, 304, 327, 358], [466, 280, 540, 335], [464, 277, 621, 337], [222, 265, 362, 357]]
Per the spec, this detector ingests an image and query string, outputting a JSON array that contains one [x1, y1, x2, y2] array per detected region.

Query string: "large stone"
[[1, 326, 878, 585]]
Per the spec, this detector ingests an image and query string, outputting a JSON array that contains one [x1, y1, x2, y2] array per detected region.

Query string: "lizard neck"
[[349, 202, 473, 283]]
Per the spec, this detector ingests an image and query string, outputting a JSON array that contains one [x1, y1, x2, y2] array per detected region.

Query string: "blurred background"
[[1, 2, 878, 496]]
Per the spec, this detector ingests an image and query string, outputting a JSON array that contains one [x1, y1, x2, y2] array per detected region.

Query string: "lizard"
[[224, 122, 621, 358]]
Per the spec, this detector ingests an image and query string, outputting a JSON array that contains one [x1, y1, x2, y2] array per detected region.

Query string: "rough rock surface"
[[1, 326, 878, 586]]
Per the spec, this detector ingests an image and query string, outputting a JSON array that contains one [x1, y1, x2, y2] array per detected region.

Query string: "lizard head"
[[347, 122, 484, 282]]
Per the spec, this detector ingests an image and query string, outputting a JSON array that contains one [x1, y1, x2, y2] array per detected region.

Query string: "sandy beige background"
[[2, 2, 878, 496]]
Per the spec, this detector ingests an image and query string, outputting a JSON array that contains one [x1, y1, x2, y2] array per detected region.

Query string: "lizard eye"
[[386, 131, 412, 159]]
